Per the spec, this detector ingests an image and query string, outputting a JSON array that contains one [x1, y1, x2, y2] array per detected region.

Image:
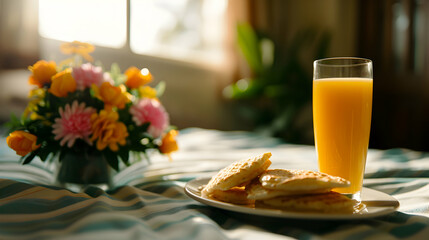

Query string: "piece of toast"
[[202, 152, 272, 197], [210, 187, 254, 205], [259, 191, 357, 213], [260, 169, 350, 192], [246, 178, 330, 200]]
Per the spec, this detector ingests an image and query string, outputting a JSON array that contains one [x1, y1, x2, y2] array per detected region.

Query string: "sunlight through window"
[[38, 0, 228, 64], [38, 0, 126, 48], [130, 0, 228, 62]]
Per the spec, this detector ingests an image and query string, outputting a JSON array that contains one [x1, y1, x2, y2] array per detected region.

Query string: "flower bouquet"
[[5, 41, 178, 187]]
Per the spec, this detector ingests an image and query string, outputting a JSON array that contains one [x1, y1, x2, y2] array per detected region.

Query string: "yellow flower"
[[93, 82, 131, 110], [28, 87, 46, 99], [24, 88, 46, 119], [28, 60, 57, 87], [160, 130, 179, 156], [6, 131, 41, 157], [90, 110, 128, 152], [138, 86, 157, 99], [60, 41, 95, 62], [125, 67, 152, 89], [49, 68, 77, 97]]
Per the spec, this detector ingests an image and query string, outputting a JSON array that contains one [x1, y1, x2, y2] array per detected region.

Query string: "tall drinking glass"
[[313, 57, 373, 201]]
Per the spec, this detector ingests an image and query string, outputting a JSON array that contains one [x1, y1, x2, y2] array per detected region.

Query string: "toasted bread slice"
[[210, 187, 254, 205], [202, 152, 272, 197], [260, 169, 350, 192], [259, 191, 357, 213], [246, 178, 330, 200]]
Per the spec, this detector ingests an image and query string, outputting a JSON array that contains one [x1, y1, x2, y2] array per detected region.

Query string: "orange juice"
[[313, 78, 372, 194]]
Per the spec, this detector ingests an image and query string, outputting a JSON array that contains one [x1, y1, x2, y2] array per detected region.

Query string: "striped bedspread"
[[1, 128, 429, 240]]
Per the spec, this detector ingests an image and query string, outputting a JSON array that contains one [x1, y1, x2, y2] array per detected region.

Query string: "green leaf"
[[130, 144, 148, 152], [103, 151, 119, 171], [236, 23, 263, 75], [109, 63, 127, 85], [118, 150, 130, 166], [110, 63, 121, 76], [22, 151, 37, 165], [3, 114, 25, 135], [227, 78, 265, 99], [155, 81, 166, 97], [259, 38, 275, 68], [37, 145, 52, 162]]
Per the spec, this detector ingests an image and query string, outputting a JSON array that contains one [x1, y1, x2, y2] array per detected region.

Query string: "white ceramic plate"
[[185, 177, 400, 220]]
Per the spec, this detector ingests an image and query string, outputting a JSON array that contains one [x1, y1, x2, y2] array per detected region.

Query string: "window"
[[130, 0, 227, 63], [38, 0, 228, 65], [38, 0, 127, 48]]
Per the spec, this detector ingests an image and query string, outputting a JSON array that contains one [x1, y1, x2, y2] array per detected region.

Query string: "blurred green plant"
[[223, 23, 330, 143]]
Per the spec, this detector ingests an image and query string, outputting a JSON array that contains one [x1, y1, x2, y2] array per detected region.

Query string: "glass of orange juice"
[[313, 57, 373, 201]]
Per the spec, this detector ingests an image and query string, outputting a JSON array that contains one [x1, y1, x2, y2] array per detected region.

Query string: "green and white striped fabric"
[[1, 128, 429, 240]]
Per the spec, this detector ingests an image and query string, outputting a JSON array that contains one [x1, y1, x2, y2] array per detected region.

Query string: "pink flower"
[[52, 101, 96, 147], [130, 98, 169, 138], [72, 63, 109, 90]]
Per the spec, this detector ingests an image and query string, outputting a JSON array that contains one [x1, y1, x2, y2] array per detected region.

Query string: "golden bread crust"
[[210, 187, 254, 205], [246, 178, 330, 200], [259, 191, 357, 213], [202, 152, 272, 197], [260, 169, 350, 192], [199, 153, 357, 213]]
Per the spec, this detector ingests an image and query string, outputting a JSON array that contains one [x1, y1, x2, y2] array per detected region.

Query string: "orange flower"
[[125, 67, 152, 89], [93, 82, 131, 110], [6, 131, 41, 156], [90, 110, 129, 152], [60, 41, 95, 62], [160, 130, 179, 155], [28, 60, 57, 87], [49, 68, 77, 97]]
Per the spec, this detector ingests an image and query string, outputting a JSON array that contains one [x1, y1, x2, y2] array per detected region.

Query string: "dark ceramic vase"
[[56, 149, 112, 191]]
